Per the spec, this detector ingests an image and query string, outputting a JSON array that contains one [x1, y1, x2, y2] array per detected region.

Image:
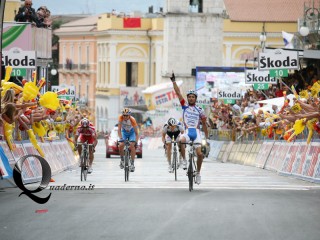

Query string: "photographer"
[[14, 0, 38, 25]]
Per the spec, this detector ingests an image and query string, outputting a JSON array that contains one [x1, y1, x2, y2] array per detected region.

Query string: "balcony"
[[58, 63, 90, 74]]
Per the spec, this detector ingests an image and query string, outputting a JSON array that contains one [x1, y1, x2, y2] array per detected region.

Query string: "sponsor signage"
[[11, 68, 27, 76], [245, 69, 277, 84], [253, 83, 269, 90], [269, 69, 289, 77], [2, 48, 36, 69], [224, 99, 236, 104], [258, 49, 299, 71], [218, 89, 242, 99]]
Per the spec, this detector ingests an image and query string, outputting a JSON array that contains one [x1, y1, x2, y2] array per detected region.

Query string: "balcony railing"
[[58, 64, 90, 72]]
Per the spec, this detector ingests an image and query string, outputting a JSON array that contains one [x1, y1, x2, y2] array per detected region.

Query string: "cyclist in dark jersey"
[[162, 118, 186, 173]]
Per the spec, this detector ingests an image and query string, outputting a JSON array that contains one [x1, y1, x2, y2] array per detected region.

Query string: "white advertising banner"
[[258, 49, 299, 71], [218, 88, 242, 99], [245, 69, 277, 84]]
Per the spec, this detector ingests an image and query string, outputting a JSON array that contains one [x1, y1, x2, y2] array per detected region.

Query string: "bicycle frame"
[[78, 141, 93, 181], [170, 136, 179, 181], [182, 140, 199, 191]]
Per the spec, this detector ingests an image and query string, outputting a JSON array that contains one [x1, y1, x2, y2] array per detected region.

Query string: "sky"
[[32, 0, 164, 15]]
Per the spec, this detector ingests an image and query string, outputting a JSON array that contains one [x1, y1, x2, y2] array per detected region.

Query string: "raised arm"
[[170, 72, 184, 102]]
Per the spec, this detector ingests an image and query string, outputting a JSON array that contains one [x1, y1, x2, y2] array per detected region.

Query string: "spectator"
[[14, 0, 38, 25]]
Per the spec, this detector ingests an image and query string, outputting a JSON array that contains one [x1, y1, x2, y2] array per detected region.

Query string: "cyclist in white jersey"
[[162, 118, 186, 172], [171, 72, 209, 185]]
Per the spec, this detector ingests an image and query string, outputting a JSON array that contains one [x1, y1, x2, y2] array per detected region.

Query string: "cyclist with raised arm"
[[118, 108, 139, 172], [74, 118, 97, 174], [170, 72, 209, 184], [162, 117, 186, 173]]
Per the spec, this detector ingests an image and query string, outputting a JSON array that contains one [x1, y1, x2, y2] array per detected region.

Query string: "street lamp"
[[299, 0, 320, 47], [260, 22, 267, 51]]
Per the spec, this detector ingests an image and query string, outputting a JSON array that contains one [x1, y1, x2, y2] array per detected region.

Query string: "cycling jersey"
[[162, 122, 184, 139], [76, 126, 96, 144], [118, 115, 138, 132], [180, 99, 206, 129]]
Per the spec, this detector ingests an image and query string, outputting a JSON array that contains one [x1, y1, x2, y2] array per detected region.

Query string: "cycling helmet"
[[167, 118, 177, 126], [122, 108, 131, 115], [186, 90, 198, 98], [80, 118, 89, 127]]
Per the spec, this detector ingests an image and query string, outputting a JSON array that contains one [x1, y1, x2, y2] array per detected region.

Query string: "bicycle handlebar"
[[77, 142, 94, 146]]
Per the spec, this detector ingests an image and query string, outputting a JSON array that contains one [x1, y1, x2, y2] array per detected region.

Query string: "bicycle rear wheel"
[[124, 151, 130, 182], [188, 154, 193, 191], [173, 150, 177, 181]]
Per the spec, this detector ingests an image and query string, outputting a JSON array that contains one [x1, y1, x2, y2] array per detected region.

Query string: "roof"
[[54, 15, 99, 34], [224, 0, 309, 22]]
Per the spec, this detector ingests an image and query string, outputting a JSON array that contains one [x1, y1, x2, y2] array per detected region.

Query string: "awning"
[[303, 50, 320, 59], [126, 105, 148, 112]]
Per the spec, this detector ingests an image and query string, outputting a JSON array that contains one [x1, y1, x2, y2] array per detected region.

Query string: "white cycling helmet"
[[167, 118, 178, 127], [186, 90, 198, 98]]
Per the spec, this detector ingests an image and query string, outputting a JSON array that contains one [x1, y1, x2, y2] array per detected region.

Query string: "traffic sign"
[[269, 69, 288, 77], [11, 68, 26, 76], [253, 83, 269, 90]]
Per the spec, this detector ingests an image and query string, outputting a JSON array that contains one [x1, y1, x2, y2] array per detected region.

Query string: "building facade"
[[55, 16, 98, 123]]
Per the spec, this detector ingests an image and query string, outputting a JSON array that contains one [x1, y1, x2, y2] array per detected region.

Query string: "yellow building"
[[4, 0, 21, 21], [95, 14, 164, 130], [55, 15, 98, 122], [223, 0, 304, 68]]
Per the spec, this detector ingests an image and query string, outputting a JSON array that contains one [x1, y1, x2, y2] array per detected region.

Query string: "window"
[[189, 0, 202, 13], [126, 62, 138, 87], [86, 45, 90, 66], [78, 45, 82, 65]]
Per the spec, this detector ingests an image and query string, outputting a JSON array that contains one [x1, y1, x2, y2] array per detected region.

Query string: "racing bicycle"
[[170, 135, 179, 181], [123, 139, 131, 182], [182, 140, 201, 192], [78, 141, 93, 181]]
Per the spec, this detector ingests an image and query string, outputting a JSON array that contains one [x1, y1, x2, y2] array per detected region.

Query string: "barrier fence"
[[0, 139, 78, 187], [208, 139, 320, 183]]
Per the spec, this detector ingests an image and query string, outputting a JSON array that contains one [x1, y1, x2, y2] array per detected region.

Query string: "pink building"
[[54, 15, 98, 118]]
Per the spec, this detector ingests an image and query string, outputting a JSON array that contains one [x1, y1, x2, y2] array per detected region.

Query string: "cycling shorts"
[[180, 128, 202, 148], [78, 135, 95, 144], [121, 128, 136, 142]]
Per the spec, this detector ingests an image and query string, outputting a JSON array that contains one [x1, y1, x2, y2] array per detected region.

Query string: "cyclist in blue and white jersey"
[[170, 72, 209, 185]]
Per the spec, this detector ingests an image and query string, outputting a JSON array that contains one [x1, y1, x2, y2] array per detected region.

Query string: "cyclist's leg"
[[77, 136, 83, 165], [179, 132, 189, 169], [87, 137, 95, 173], [165, 136, 172, 165], [177, 135, 186, 165], [194, 129, 203, 184], [128, 129, 136, 171], [119, 130, 128, 167], [128, 129, 136, 162], [165, 137, 173, 172]]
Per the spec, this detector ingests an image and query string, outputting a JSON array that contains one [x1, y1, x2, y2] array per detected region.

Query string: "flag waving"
[[282, 31, 294, 49]]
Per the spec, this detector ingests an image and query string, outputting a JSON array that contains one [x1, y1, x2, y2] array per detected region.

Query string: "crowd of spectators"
[[14, 0, 52, 28], [207, 63, 320, 143], [0, 71, 93, 150]]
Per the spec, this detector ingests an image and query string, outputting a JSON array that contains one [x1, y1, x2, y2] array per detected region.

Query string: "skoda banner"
[[258, 49, 299, 71], [245, 69, 277, 84]]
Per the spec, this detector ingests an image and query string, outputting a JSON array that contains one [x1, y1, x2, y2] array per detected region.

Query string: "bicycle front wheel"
[[188, 154, 193, 191], [81, 155, 88, 181], [124, 152, 130, 182], [173, 150, 177, 181]]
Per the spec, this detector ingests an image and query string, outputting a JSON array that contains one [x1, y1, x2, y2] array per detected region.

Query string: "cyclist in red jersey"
[[74, 118, 97, 173]]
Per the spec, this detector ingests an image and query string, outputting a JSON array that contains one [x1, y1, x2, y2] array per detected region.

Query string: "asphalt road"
[[1, 139, 320, 240]]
